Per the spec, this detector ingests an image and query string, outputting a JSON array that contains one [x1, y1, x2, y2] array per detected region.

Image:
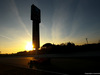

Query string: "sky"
[[0, 0, 100, 54]]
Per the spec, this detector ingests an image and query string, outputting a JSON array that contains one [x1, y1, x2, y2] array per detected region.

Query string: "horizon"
[[0, 0, 100, 54]]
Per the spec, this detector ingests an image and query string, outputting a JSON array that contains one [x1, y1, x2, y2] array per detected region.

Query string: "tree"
[[41, 43, 54, 50], [67, 42, 75, 47]]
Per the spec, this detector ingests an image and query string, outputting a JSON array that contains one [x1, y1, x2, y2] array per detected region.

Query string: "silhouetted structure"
[[86, 38, 88, 44], [31, 4, 41, 50]]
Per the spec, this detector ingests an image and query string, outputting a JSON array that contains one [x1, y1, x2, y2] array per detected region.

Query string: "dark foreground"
[[0, 63, 60, 75], [0, 57, 100, 75]]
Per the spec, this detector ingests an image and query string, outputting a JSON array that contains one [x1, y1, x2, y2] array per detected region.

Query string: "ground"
[[0, 63, 59, 75]]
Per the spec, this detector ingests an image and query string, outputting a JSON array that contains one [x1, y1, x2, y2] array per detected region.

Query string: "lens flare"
[[25, 42, 33, 51]]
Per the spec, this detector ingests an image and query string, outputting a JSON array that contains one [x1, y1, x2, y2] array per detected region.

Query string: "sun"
[[25, 42, 33, 51]]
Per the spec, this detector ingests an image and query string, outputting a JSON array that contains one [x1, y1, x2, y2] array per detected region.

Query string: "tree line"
[[0, 42, 100, 56]]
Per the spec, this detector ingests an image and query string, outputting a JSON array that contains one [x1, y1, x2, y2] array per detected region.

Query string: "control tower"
[[31, 4, 41, 50]]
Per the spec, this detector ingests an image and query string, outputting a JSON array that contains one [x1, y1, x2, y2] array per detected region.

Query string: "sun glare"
[[25, 42, 33, 51]]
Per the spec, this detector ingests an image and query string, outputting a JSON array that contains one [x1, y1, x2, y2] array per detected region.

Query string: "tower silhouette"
[[31, 4, 41, 50]]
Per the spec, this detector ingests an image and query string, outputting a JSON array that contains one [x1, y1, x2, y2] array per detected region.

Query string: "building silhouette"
[[31, 4, 41, 50]]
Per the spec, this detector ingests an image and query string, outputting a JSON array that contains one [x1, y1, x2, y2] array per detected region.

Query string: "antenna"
[[86, 38, 88, 44]]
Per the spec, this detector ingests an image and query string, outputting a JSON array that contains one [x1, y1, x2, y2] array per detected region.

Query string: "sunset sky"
[[0, 0, 100, 54]]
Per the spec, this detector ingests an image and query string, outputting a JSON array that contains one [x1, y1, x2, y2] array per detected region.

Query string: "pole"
[[86, 38, 88, 44]]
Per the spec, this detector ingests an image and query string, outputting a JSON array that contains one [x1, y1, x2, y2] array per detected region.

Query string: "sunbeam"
[[11, 0, 31, 38], [0, 35, 13, 40]]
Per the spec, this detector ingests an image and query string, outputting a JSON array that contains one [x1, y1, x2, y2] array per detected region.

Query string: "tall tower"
[[31, 4, 41, 50]]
